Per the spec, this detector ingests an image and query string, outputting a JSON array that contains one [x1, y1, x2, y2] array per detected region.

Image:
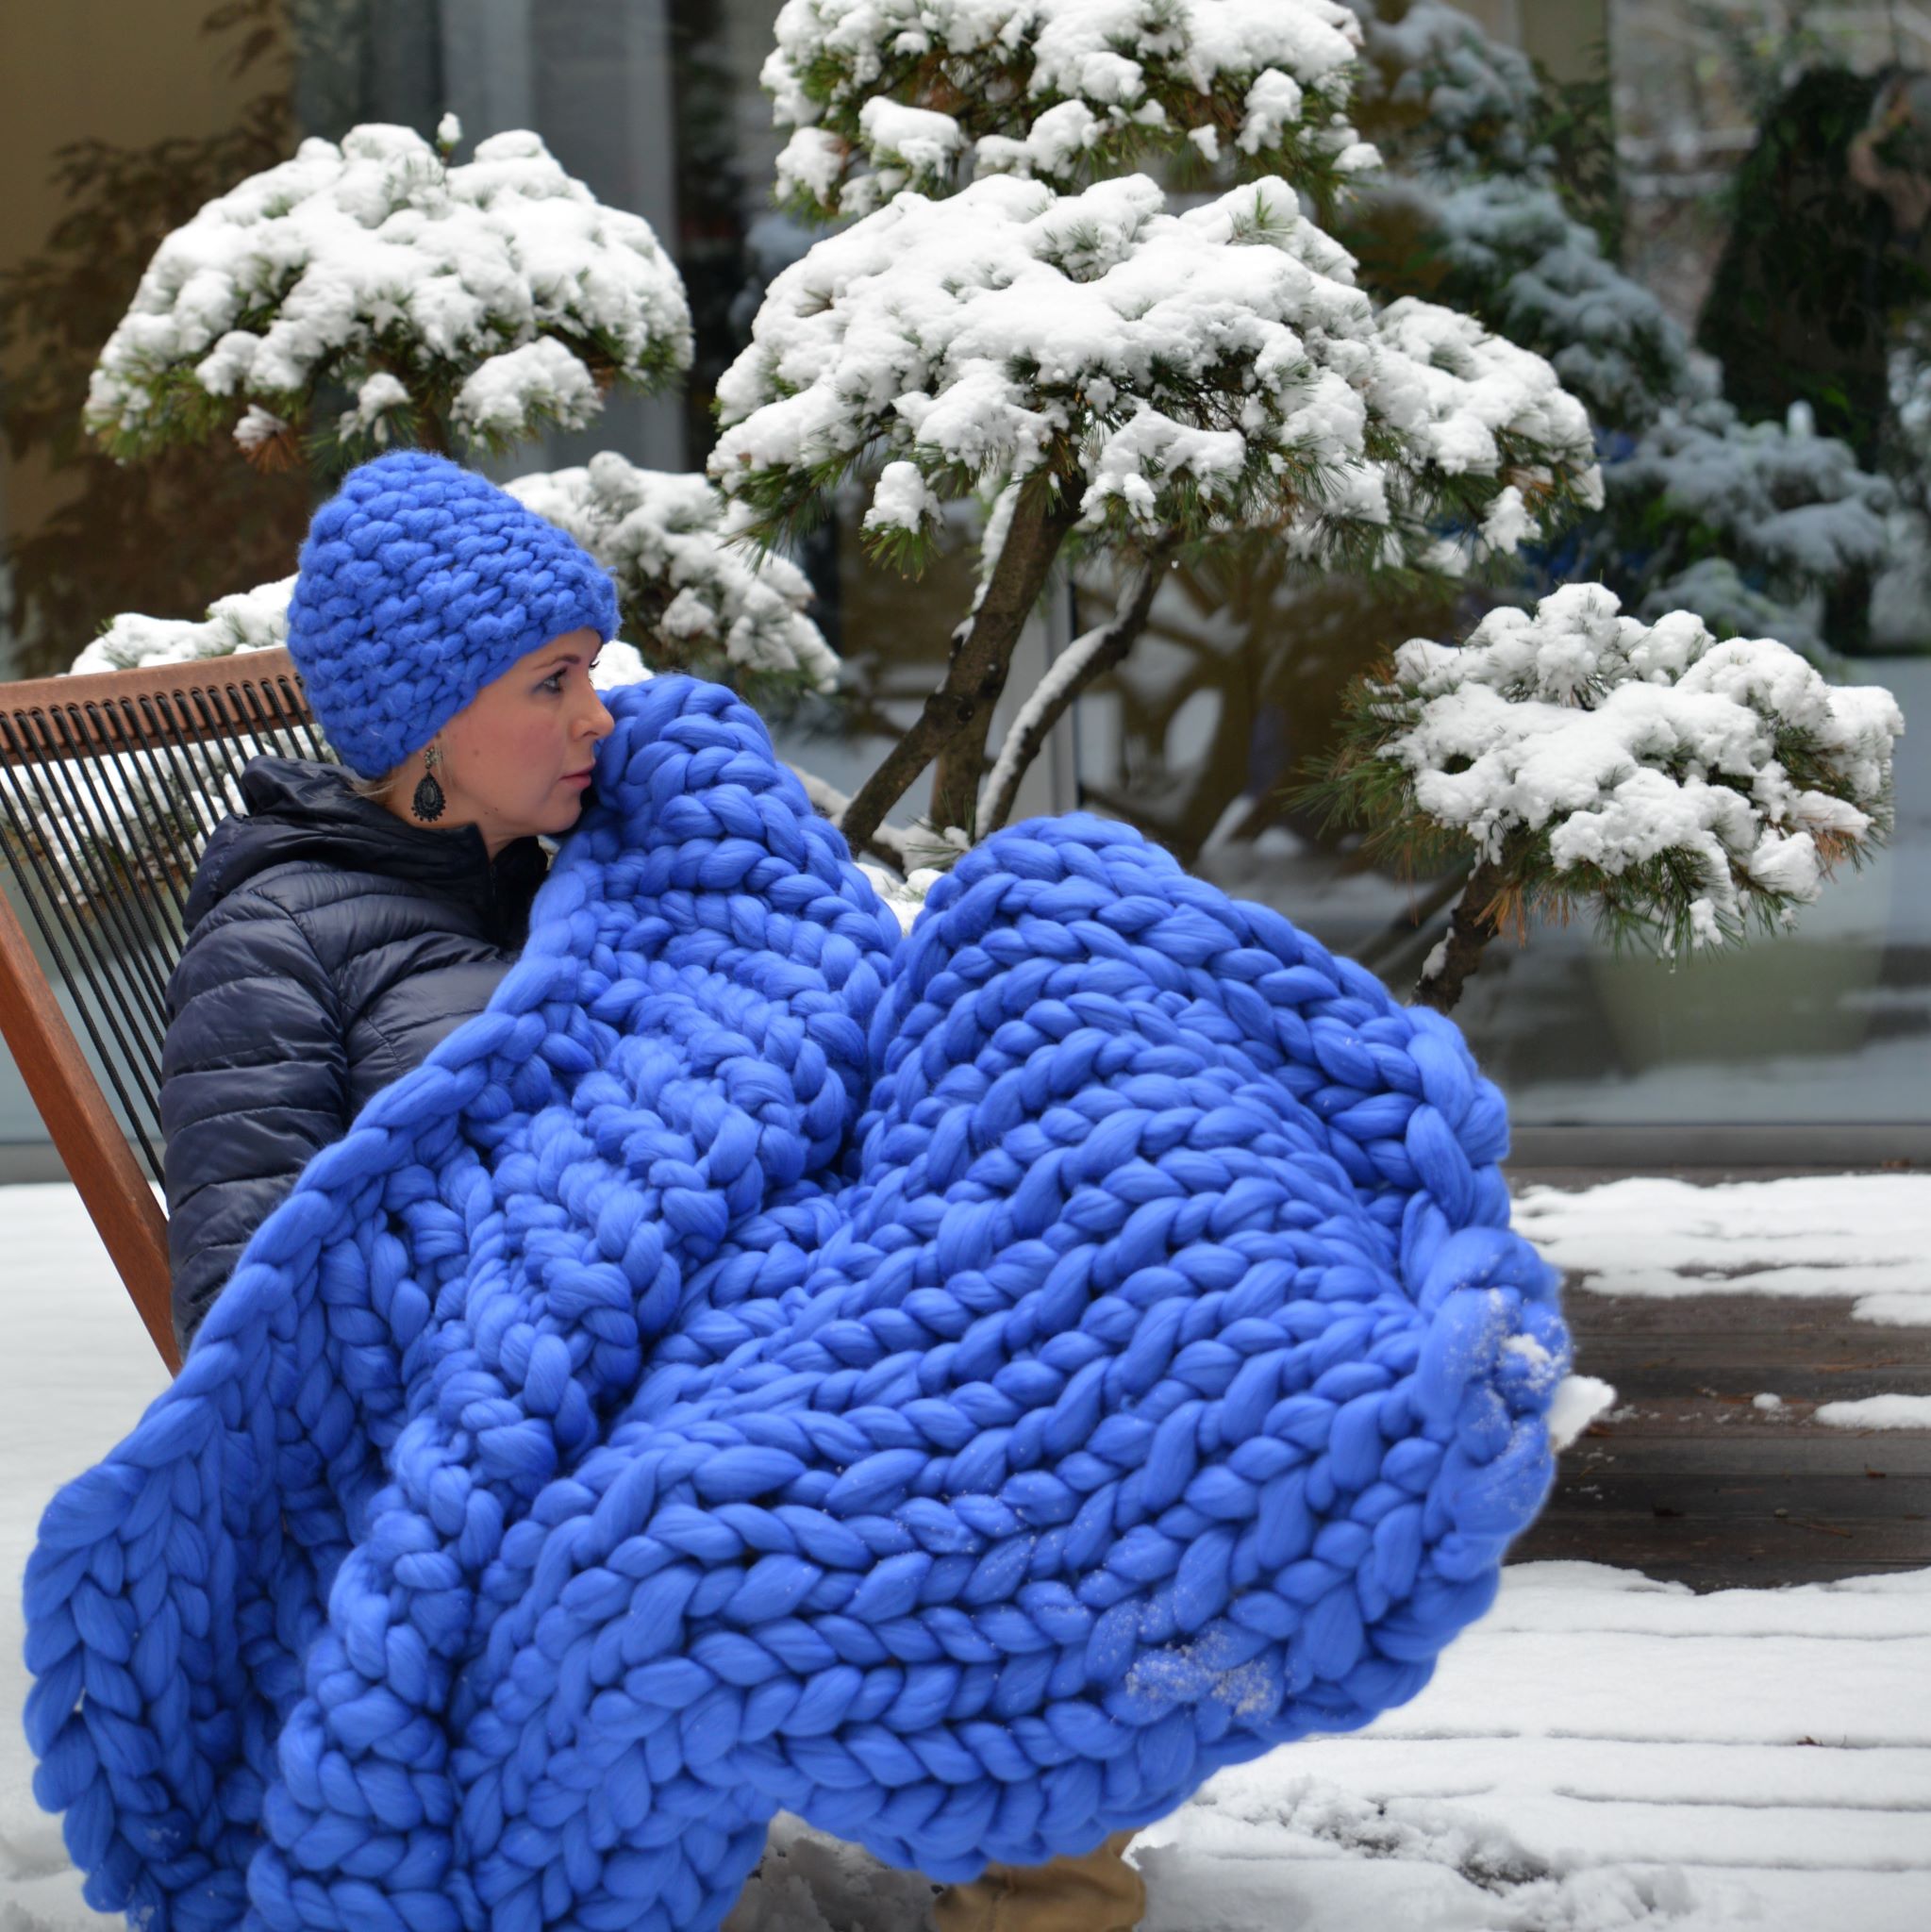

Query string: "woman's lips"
[[562, 770, 594, 788]]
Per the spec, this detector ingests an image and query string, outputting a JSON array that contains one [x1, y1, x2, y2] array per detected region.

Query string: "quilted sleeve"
[[159, 893, 350, 1354]]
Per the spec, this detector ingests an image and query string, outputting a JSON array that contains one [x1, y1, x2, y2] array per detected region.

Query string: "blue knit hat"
[[285, 451, 619, 777]]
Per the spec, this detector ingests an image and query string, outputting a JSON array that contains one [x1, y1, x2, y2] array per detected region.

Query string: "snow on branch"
[[1374, 175, 1700, 433], [70, 578, 297, 675], [709, 171, 1600, 576], [1596, 399, 1894, 594], [1346, 0, 1546, 175], [1321, 582, 1903, 959], [86, 125, 692, 464], [505, 457, 840, 700], [765, 0, 1380, 219]]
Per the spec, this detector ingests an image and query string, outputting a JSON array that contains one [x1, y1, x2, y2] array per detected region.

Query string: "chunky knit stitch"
[[24, 675, 1570, 1932], [285, 451, 620, 777]]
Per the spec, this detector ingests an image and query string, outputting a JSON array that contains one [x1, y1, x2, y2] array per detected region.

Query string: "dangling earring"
[[411, 741, 447, 823]]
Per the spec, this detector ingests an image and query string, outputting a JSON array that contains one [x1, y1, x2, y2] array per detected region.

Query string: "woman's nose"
[[582, 689, 615, 740]]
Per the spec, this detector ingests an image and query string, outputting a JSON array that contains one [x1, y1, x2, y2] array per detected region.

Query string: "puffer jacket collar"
[[184, 756, 548, 948]]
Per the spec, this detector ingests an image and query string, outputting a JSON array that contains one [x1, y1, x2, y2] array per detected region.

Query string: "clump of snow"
[[1369, 581, 1903, 955], [1514, 1174, 1931, 1327], [88, 124, 691, 459], [337, 371, 410, 445], [231, 403, 290, 456], [764, 0, 1373, 217], [860, 459, 941, 540], [1545, 1374, 1617, 1452], [507, 454, 840, 695], [587, 640, 654, 691], [851, 860, 941, 936], [69, 575, 296, 674], [711, 170, 1596, 571], [452, 337, 601, 443], [1753, 1391, 1785, 1413], [1814, 1395, 1931, 1432]]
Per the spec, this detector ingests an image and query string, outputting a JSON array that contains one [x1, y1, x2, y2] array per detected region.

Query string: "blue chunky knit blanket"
[[24, 675, 1569, 1932]]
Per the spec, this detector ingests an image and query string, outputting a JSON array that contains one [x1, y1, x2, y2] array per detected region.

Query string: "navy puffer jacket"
[[160, 757, 547, 1352]]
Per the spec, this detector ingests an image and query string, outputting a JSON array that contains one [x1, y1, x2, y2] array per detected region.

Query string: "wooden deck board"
[[1508, 1280, 1931, 1591]]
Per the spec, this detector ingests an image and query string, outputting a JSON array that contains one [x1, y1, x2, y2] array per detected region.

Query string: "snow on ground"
[[1513, 1173, 1931, 1325], [1816, 1394, 1931, 1431], [3, 1180, 1928, 1931]]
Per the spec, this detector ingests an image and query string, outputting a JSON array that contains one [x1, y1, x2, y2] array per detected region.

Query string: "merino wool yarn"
[[285, 451, 620, 779], [24, 675, 1571, 1932]]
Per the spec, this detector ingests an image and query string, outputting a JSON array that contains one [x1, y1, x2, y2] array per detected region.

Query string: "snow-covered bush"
[[69, 576, 295, 675], [1346, 0, 1546, 175], [715, 170, 1596, 564], [1307, 582, 1905, 1009], [1328, 2, 1895, 666], [505, 455, 840, 700], [1630, 557, 1826, 664], [765, 0, 1377, 219], [1587, 399, 1894, 629], [1358, 174, 1701, 433], [85, 122, 692, 464], [714, 158, 1601, 845]]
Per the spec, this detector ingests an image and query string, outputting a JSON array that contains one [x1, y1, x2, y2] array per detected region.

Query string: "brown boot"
[[930, 1831, 1145, 1932]]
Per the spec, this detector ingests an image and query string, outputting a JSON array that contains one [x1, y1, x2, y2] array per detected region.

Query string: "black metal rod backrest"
[[0, 648, 328, 1189]]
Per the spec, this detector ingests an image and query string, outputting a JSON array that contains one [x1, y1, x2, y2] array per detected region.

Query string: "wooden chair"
[[0, 649, 329, 1372]]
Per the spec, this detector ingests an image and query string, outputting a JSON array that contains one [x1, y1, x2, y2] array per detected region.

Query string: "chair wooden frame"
[[0, 648, 327, 1373]]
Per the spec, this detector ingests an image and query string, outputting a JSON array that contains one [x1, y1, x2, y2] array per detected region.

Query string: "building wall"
[[0, 0, 277, 589]]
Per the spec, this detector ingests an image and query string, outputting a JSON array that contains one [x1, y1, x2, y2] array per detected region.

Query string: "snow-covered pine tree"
[[1306, 581, 1903, 1009], [724, 0, 1603, 851], [1338, 0, 1898, 660], [66, 118, 840, 710], [734, 0, 1902, 1009], [86, 120, 692, 466]]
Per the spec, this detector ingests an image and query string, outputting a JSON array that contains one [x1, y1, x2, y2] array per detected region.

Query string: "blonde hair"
[[345, 766, 400, 805]]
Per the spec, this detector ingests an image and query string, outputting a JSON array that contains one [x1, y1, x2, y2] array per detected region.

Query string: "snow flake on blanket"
[[87, 124, 692, 458], [710, 170, 1596, 568], [765, 0, 1375, 218]]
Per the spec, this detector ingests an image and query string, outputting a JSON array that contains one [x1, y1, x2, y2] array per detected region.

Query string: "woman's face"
[[413, 628, 616, 855]]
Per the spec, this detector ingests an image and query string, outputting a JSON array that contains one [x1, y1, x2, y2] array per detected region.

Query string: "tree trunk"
[[413, 408, 452, 457], [977, 541, 1174, 838], [1410, 859, 1509, 1014], [838, 476, 1080, 853]]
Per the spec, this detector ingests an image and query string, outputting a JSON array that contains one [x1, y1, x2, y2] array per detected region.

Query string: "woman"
[[160, 449, 1147, 1930], [161, 449, 619, 1351]]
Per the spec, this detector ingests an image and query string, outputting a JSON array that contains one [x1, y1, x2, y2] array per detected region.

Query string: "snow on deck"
[[1514, 1174, 1931, 1327], [3, 1179, 1927, 1931]]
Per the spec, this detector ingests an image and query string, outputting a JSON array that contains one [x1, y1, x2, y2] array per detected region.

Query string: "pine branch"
[[977, 538, 1176, 838]]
